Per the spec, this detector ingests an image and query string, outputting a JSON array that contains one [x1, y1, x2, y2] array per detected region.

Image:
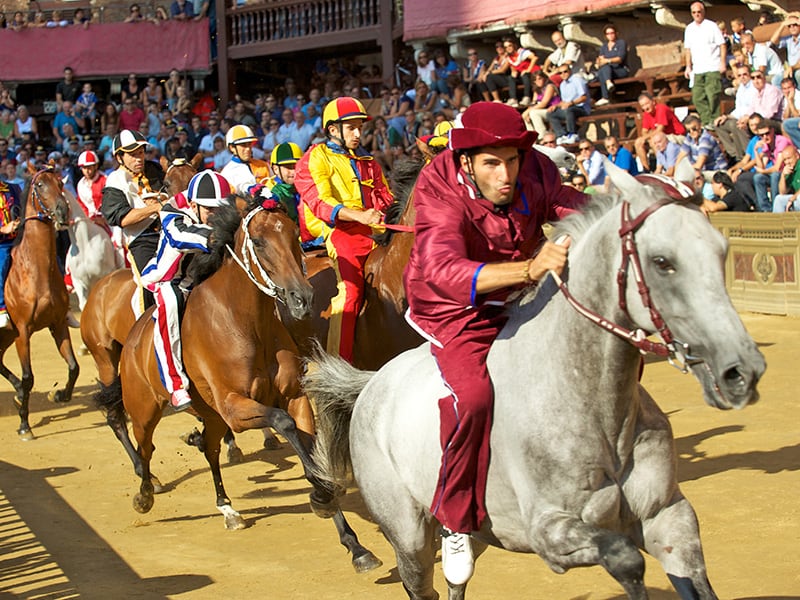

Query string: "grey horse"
[[304, 164, 766, 600]]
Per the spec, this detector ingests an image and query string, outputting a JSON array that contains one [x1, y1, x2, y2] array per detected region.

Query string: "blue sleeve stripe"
[[330, 203, 343, 227], [470, 264, 486, 306]]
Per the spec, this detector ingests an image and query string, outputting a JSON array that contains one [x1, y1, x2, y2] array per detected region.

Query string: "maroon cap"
[[449, 102, 538, 151]]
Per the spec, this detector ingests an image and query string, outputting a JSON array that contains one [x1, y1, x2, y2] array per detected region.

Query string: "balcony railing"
[[228, 0, 384, 46]]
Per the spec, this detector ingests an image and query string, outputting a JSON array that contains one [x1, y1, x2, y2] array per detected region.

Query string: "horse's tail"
[[303, 349, 375, 487]]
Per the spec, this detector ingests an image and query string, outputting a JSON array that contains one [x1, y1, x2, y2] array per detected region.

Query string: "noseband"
[[27, 168, 64, 223], [554, 199, 703, 373], [225, 205, 285, 300]]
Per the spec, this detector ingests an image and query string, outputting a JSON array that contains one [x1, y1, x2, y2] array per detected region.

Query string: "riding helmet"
[[225, 124, 257, 147], [186, 170, 232, 208], [77, 151, 100, 167], [322, 97, 370, 129], [112, 129, 148, 155], [270, 142, 303, 166]]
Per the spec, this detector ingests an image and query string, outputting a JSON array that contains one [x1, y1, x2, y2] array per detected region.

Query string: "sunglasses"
[[468, 52, 477, 56], [579, 145, 592, 151], [758, 131, 773, 137], [752, 74, 765, 79]]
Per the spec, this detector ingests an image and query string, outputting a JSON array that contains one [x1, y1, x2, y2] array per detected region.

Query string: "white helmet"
[[225, 124, 257, 146], [77, 150, 99, 167]]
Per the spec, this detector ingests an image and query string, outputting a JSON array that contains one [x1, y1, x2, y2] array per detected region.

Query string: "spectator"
[[198, 117, 223, 167], [771, 145, 800, 211], [594, 25, 629, 106], [676, 115, 729, 173], [46, 10, 69, 28], [431, 49, 460, 98], [634, 93, 686, 172], [124, 4, 147, 22], [56, 67, 80, 109], [211, 135, 232, 169], [0, 111, 13, 141], [174, 84, 192, 117], [261, 116, 281, 155], [462, 48, 486, 102], [771, 13, 800, 87], [305, 103, 322, 132], [543, 30, 584, 80], [141, 77, 164, 108], [0, 87, 14, 113], [8, 11, 26, 31], [369, 116, 397, 172], [752, 120, 793, 211], [289, 110, 316, 151], [53, 101, 83, 146], [547, 65, 590, 145], [652, 131, 681, 176], [277, 108, 295, 144], [164, 69, 184, 112], [729, 113, 765, 206], [577, 140, 605, 187], [729, 16, 750, 46], [101, 103, 120, 136], [701, 171, 753, 213], [119, 98, 146, 132], [98, 124, 116, 167], [747, 69, 783, 121], [522, 71, 560, 136], [60, 123, 83, 153], [28, 11, 46, 28], [683, 2, 726, 128], [413, 81, 442, 118], [604, 136, 637, 174], [153, 6, 170, 23], [170, 0, 195, 20], [233, 101, 257, 128], [415, 51, 435, 86], [781, 77, 800, 121], [75, 83, 98, 130], [121, 75, 141, 104], [480, 41, 511, 103], [713, 66, 756, 161], [14, 104, 39, 140], [72, 8, 90, 28], [741, 33, 783, 87], [569, 172, 590, 193], [502, 37, 537, 108], [0, 139, 13, 161], [2, 160, 24, 188]]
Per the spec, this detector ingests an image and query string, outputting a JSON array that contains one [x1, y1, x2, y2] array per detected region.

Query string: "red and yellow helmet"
[[322, 97, 371, 129]]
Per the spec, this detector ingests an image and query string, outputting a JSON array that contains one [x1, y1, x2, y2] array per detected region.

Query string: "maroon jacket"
[[404, 149, 586, 347]]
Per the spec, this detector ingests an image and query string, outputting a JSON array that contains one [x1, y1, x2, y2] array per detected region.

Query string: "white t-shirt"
[[684, 19, 725, 74]]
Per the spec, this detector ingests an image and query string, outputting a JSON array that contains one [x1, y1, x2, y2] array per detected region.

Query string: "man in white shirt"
[[684, 2, 726, 128], [713, 66, 757, 161], [543, 31, 584, 78], [197, 118, 223, 169], [742, 32, 784, 86]]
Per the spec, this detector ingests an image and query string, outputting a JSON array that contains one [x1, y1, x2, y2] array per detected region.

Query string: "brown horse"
[[80, 156, 199, 475], [115, 195, 381, 570], [289, 158, 423, 369], [0, 166, 78, 440]]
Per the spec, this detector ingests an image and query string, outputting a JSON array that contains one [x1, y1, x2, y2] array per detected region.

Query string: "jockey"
[[76, 150, 125, 262], [139, 169, 231, 410], [100, 129, 167, 277], [0, 181, 20, 328], [294, 97, 394, 362], [403, 102, 586, 585], [265, 142, 324, 248], [219, 124, 271, 196]]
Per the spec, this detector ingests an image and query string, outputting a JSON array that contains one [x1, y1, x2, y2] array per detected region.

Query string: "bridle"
[[225, 205, 285, 300], [552, 199, 703, 373], [26, 167, 64, 223]]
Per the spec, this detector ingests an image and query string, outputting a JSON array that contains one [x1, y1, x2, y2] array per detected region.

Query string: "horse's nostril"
[[723, 366, 747, 391]]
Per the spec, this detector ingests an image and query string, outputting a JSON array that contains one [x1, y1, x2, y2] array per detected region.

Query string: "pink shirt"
[[748, 83, 784, 120]]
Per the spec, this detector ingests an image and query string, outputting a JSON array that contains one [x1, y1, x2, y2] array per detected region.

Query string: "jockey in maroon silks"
[[403, 102, 587, 585]]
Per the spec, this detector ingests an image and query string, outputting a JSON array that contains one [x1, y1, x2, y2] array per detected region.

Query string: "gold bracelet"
[[522, 258, 534, 285]]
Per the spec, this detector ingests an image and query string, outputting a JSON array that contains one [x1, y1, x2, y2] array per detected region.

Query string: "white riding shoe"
[[441, 529, 474, 586], [0, 312, 9, 328], [170, 388, 192, 412]]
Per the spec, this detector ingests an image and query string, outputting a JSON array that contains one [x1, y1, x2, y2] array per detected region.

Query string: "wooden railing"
[[228, 0, 385, 46]]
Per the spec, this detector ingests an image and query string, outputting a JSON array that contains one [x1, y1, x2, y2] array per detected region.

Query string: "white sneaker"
[[606, 80, 615, 91], [170, 388, 192, 411], [0, 312, 9, 328], [441, 529, 474, 585], [519, 96, 531, 107], [506, 99, 519, 108], [595, 98, 610, 106], [564, 133, 579, 144]]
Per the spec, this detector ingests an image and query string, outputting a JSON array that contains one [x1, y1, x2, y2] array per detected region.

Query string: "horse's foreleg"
[[202, 415, 247, 530], [12, 332, 35, 440], [48, 323, 79, 404], [532, 512, 647, 600], [641, 494, 718, 600]]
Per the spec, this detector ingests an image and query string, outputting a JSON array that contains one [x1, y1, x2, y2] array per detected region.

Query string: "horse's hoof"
[[352, 550, 383, 574], [133, 493, 154, 514], [179, 428, 205, 452], [18, 429, 34, 442], [262, 434, 281, 451], [151, 475, 166, 494], [78, 344, 90, 356], [309, 491, 338, 519], [48, 389, 70, 404], [218, 504, 247, 530], [227, 446, 245, 464]]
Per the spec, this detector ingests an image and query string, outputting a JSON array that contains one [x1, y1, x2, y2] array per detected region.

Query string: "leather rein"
[[551, 199, 703, 373], [26, 168, 64, 223]]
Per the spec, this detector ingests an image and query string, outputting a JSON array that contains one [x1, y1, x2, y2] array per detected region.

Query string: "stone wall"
[[710, 212, 800, 316]]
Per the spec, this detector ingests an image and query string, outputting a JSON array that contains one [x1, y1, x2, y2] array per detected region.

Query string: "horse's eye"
[[653, 256, 675, 273], [251, 238, 265, 248]]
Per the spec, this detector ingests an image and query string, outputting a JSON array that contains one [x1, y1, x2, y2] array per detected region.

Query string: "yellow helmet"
[[270, 142, 303, 166], [225, 124, 257, 146], [428, 120, 454, 148], [322, 97, 370, 129]]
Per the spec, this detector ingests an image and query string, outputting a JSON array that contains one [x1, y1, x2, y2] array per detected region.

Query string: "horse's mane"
[[12, 178, 33, 247], [186, 193, 262, 285], [372, 156, 425, 246]]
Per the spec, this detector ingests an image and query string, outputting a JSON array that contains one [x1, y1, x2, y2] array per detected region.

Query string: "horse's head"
[[602, 162, 766, 409], [27, 168, 70, 229], [235, 198, 314, 321], [160, 154, 202, 199]]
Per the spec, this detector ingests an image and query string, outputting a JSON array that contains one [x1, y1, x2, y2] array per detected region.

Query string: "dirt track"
[[0, 312, 798, 600]]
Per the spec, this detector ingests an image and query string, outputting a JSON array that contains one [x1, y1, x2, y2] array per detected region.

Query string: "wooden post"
[[216, 0, 231, 110], [378, 0, 394, 87]]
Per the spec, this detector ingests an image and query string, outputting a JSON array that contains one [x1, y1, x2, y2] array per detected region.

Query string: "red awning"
[[0, 20, 210, 83]]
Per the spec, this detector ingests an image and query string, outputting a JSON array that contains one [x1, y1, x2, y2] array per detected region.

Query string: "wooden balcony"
[[217, 0, 401, 103]]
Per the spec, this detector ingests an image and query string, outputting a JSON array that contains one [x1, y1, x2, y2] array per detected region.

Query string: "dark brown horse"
[[80, 156, 200, 473], [115, 195, 380, 571], [0, 166, 78, 440]]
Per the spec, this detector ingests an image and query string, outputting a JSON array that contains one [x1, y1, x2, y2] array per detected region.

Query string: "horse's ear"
[[159, 155, 169, 172], [190, 152, 204, 171], [233, 194, 250, 216], [604, 157, 644, 198], [673, 157, 695, 187], [27, 161, 37, 176]]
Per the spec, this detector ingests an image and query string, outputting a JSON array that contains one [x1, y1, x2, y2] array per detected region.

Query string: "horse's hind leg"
[[641, 495, 718, 600], [48, 323, 79, 404], [381, 507, 439, 599]]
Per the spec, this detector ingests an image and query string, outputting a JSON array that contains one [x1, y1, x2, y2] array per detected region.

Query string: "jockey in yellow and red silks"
[[294, 97, 394, 363], [0, 181, 20, 328]]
